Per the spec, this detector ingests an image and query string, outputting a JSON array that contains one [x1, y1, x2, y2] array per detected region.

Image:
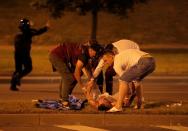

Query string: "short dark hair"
[[103, 49, 115, 56], [90, 43, 103, 52], [98, 104, 112, 111], [105, 43, 114, 51]]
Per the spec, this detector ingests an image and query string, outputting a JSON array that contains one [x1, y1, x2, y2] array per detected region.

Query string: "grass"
[[0, 0, 188, 45], [0, 45, 188, 75], [152, 52, 188, 75]]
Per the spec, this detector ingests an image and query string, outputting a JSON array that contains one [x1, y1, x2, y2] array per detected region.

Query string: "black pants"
[[96, 65, 116, 95], [12, 52, 32, 81]]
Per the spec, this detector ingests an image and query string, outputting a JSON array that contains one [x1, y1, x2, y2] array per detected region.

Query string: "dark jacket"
[[14, 27, 48, 54]]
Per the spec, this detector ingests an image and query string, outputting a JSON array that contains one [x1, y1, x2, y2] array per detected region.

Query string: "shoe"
[[16, 78, 21, 86], [106, 107, 123, 112], [10, 85, 19, 91], [11, 73, 21, 86], [133, 103, 144, 109], [10, 79, 19, 91], [14, 75, 21, 86]]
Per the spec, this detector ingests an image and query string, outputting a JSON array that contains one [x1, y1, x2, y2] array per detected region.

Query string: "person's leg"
[[105, 66, 116, 95], [96, 72, 103, 93], [10, 53, 22, 90], [49, 53, 76, 102], [60, 72, 77, 102], [114, 80, 129, 110], [134, 81, 143, 109], [120, 56, 155, 109], [122, 82, 135, 107], [126, 82, 136, 107], [20, 54, 32, 78]]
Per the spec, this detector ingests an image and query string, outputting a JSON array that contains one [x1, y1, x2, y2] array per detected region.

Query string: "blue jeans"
[[120, 56, 155, 82]]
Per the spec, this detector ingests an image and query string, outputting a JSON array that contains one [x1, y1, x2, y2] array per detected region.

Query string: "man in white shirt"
[[89, 39, 140, 95], [102, 49, 155, 112]]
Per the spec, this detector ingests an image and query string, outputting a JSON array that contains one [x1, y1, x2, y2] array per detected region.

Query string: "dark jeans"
[[120, 57, 155, 82], [96, 65, 116, 95], [49, 53, 77, 101], [11, 52, 32, 81]]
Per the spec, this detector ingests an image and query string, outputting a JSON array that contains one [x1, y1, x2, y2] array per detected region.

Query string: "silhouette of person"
[[10, 18, 49, 91]]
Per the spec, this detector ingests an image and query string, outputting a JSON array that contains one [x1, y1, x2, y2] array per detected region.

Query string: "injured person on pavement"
[[83, 82, 137, 111]]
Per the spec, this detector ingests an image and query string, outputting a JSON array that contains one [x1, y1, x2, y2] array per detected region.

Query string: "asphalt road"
[[0, 76, 188, 101], [0, 76, 188, 131]]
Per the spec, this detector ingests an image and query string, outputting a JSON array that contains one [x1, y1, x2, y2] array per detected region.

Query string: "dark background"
[[0, 0, 187, 45]]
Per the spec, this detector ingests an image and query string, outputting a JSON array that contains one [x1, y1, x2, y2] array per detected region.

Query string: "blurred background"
[[0, 0, 187, 75], [0, 0, 187, 45]]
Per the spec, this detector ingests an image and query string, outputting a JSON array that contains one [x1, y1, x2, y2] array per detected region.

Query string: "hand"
[[86, 79, 95, 89], [46, 20, 50, 28]]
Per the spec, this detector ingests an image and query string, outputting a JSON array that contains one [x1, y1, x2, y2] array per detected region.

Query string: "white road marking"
[[155, 125, 188, 131], [54, 124, 109, 131]]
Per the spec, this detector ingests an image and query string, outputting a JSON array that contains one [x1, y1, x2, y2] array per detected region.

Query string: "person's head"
[[102, 50, 115, 67], [98, 96, 112, 111], [105, 43, 118, 54], [105, 43, 114, 51], [88, 43, 103, 58], [19, 18, 30, 31]]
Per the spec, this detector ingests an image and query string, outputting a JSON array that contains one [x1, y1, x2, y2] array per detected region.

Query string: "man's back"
[[112, 39, 140, 53], [114, 49, 148, 76]]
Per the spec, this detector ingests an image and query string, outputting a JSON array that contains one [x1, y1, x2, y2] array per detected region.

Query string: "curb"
[[0, 114, 188, 127]]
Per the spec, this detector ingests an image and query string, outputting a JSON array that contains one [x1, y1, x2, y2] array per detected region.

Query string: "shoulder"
[[15, 33, 23, 39], [78, 53, 87, 61]]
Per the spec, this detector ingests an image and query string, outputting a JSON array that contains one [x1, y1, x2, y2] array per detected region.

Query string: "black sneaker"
[[14, 74, 21, 86], [16, 78, 21, 86], [10, 85, 19, 91], [10, 79, 19, 91]]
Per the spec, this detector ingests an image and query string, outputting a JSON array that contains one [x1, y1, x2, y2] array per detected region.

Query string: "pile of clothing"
[[34, 95, 87, 110]]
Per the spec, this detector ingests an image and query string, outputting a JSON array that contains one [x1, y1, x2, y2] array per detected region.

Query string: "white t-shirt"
[[113, 49, 148, 77], [93, 39, 139, 78], [112, 39, 139, 53]]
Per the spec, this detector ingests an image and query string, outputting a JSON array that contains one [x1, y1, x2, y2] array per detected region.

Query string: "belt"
[[141, 54, 152, 58]]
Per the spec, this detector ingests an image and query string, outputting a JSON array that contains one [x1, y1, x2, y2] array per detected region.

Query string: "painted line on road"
[[54, 125, 109, 131], [154, 125, 188, 131]]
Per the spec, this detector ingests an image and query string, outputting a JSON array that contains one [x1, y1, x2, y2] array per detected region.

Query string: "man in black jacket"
[[10, 18, 49, 91]]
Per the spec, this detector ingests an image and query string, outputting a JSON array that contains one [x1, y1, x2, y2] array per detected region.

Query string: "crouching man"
[[102, 49, 155, 112]]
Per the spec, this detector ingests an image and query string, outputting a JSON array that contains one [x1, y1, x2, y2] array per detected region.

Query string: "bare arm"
[[92, 59, 104, 78], [74, 59, 84, 87], [82, 67, 92, 80], [84, 89, 99, 109]]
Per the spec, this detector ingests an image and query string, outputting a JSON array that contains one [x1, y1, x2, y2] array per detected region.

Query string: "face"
[[98, 96, 112, 108], [103, 54, 114, 67], [88, 48, 96, 58]]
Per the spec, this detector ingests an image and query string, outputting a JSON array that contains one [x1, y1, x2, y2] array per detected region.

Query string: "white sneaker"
[[106, 107, 123, 112]]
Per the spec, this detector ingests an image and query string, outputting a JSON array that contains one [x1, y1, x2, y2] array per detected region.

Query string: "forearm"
[[82, 68, 92, 80], [92, 59, 104, 78], [74, 70, 82, 86], [85, 92, 98, 108], [74, 60, 84, 87]]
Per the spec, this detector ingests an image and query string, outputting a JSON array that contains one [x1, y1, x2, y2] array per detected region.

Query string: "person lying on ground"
[[84, 82, 138, 111]]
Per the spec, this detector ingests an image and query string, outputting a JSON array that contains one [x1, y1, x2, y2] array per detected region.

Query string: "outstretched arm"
[[74, 59, 84, 88], [31, 20, 50, 36], [84, 88, 99, 109]]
